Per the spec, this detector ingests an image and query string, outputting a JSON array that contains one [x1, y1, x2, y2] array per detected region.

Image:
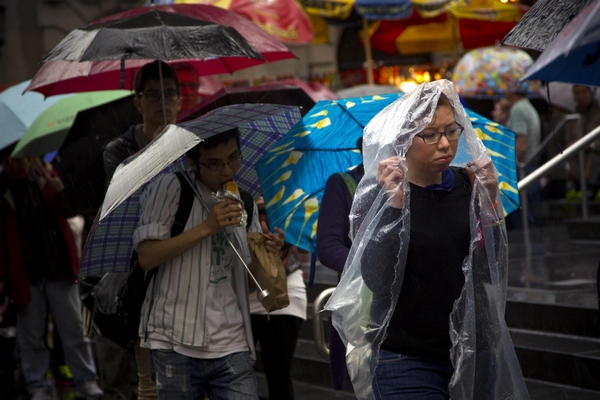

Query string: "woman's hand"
[[203, 199, 243, 235], [377, 156, 406, 208], [261, 221, 285, 254], [466, 160, 499, 202]]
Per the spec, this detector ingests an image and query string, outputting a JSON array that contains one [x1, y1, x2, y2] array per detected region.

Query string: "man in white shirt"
[[134, 128, 284, 399]]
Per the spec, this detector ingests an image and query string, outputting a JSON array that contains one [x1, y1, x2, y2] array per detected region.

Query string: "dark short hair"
[[186, 127, 241, 161], [134, 60, 179, 98]]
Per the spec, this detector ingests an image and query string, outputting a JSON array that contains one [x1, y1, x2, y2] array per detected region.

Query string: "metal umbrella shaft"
[[177, 165, 270, 301]]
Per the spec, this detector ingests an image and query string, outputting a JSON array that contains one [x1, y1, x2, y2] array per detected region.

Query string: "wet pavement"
[[506, 224, 599, 309]]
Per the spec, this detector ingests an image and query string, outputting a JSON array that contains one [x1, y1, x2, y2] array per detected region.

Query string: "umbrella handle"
[[175, 163, 270, 300]]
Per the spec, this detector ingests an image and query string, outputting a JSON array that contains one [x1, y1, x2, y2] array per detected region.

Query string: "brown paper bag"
[[247, 232, 289, 312]]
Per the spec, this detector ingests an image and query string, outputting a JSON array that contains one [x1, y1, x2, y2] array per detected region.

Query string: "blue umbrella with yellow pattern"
[[255, 93, 518, 253]]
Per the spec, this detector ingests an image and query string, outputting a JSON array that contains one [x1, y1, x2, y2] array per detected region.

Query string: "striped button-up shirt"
[[133, 171, 259, 357]]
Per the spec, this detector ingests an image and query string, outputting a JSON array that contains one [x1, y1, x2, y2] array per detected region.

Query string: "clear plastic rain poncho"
[[324, 80, 529, 400]]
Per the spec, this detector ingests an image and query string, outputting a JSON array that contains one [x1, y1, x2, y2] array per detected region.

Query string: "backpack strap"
[[336, 172, 358, 199], [172, 172, 195, 237], [239, 189, 254, 231]]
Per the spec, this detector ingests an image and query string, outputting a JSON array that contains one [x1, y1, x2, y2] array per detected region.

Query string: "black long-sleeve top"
[[362, 167, 472, 359]]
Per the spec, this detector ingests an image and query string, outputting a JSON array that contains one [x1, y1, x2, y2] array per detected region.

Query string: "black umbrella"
[[177, 83, 316, 123], [43, 9, 264, 65], [52, 95, 142, 219], [501, 0, 593, 52]]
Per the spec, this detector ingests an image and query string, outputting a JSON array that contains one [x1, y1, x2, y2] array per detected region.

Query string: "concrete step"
[[505, 299, 600, 338], [525, 378, 600, 400], [531, 200, 600, 224], [511, 328, 600, 392], [565, 217, 600, 242]]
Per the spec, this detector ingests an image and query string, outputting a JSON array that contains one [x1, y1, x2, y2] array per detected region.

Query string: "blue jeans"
[[17, 279, 98, 394], [372, 350, 453, 400], [151, 349, 258, 400]]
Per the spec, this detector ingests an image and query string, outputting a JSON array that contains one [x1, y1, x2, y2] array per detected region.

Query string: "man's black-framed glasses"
[[199, 152, 243, 171], [139, 89, 179, 103], [415, 123, 464, 145]]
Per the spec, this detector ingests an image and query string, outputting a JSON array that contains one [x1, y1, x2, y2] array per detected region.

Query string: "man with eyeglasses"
[[103, 60, 182, 184], [101, 60, 181, 400], [133, 127, 284, 399]]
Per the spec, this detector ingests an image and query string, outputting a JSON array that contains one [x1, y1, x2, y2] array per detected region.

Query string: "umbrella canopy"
[[538, 81, 600, 113], [42, 10, 263, 64], [368, 3, 524, 56], [501, 0, 592, 52], [336, 83, 401, 98], [0, 81, 72, 151], [26, 4, 295, 97], [452, 46, 541, 99], [354, 0, 413, 20], [51, 94, 142, 216], [276, 79, 339, 102], [152, 0, 313, 44], [177, 83, 317, 122], [411, 0, 453, 18], [80, 103, 301, 277], [521, 0, 600, 87], [10, 90, 131, 158], [256, 92, 519, 253]]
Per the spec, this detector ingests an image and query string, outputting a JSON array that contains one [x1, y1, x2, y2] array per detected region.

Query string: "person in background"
[[567, 85, 600, 199], [506, 89, 542, 228], [0, 148, 103, 400], [316, 137, 364, 391], [173, 62, 201, 112], [249, 197, 307, 400], [104, 60, 181, 183], [491, 98, 511, 127], [539, 104, 571, 201], [102, 60, 181, 400]]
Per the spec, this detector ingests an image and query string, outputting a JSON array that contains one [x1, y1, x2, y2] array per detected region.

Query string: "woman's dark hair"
[[134, 60, 179, 97], [437, 93, 453, 111], [186, 127, 241, 162]]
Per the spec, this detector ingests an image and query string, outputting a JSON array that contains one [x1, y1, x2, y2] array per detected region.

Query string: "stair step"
[[566, 217, 600, 242], [511, 328, 600, 391], [525, 378, 600, 400], [506, 300, 600, 338]]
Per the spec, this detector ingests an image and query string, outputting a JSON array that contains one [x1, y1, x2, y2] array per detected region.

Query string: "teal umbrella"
[[256, 92, 518, 253], [11, 90, 132, 158], [0, 80, 72, 151]]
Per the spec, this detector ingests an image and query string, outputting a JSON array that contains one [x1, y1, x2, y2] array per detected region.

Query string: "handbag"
[[247, 232, 289, 312]]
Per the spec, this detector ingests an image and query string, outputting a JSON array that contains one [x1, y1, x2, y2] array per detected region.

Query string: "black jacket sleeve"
[[103, 138, 136, 184]]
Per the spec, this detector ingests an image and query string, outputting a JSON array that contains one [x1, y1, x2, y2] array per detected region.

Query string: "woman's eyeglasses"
[[415, 123, 464, 145]]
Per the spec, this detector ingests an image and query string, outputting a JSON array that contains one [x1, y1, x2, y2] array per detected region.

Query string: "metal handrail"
[[520, 114, 581, 171], [518, 123, 600, 191], [312, 287, 336, 361]]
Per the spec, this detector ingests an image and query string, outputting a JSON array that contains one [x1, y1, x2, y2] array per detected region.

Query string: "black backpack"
[[81, 172, 195, 348], [81, 173, 255, 348]]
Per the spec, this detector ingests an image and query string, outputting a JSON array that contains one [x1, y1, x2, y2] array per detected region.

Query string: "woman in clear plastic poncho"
[[324, 80, 529, 400]]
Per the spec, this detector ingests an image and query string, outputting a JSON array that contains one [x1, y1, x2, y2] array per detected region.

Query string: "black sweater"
[[362, 168, 472, 359]]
